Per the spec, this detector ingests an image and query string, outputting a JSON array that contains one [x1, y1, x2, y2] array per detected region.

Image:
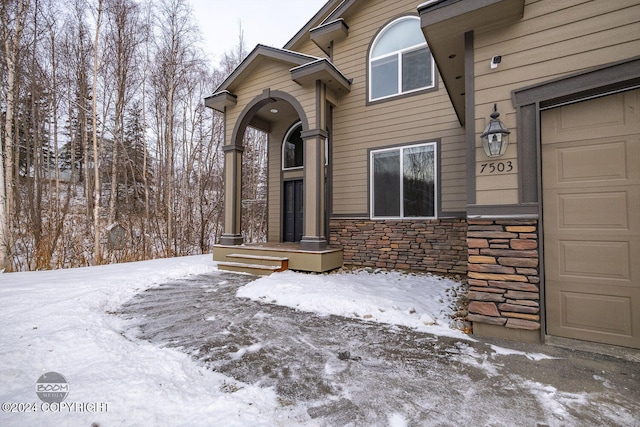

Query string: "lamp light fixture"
[[481, 104, 510, 157]]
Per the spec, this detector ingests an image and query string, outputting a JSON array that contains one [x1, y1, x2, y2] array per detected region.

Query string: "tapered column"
[[220, 144, 244, 245], [300, 129, 328, 250]]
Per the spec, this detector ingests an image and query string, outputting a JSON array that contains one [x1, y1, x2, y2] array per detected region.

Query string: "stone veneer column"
[[467, 219, 541, 341]]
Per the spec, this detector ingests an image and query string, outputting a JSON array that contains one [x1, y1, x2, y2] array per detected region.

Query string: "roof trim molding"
[[310, 18, 349, 55], [290, 59, 351, 94], [212, 44, 320, 94], [512, 56, 640, 108], [204, 90, 237, 113]]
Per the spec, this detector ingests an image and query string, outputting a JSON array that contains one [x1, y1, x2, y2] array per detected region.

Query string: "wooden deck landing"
[[213, 243, 343, 275]]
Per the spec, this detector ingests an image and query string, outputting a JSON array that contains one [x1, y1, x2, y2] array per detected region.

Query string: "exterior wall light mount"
[[481, 104, 510, 157]]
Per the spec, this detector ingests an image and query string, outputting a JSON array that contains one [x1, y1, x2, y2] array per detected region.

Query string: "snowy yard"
[[1, 255, 638, 426]]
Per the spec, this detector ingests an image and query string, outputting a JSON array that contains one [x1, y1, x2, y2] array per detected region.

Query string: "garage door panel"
[[545, 186, 639, 234], [541, 93, 626, 142], [546, 285, 637, 344], [546, 282, 638, 342], [557, 141, 627, 184], [561, 291, 632, 336], [558, 191, 629, 230], [542, 137, 639, 190], [542, 88, 640, 349], [558, 240, 630, 281], [541, 90, 640, 143]]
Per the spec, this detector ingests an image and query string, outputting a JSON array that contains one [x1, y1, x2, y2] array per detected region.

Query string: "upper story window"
[[369, 16, 435, 102], [282, 122, 304, 170]]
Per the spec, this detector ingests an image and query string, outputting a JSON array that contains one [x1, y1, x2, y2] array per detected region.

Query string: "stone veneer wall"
[[329, 218, 468, 275], [466, 219, 541, 331]]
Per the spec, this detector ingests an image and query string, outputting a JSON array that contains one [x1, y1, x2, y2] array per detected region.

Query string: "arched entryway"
[[221, 89, 328, 250]]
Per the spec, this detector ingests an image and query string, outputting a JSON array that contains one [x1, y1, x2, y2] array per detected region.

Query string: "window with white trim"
[[282, 122, 303, 170], [370, 142, 437, 218], [369, 16, 434, 101]]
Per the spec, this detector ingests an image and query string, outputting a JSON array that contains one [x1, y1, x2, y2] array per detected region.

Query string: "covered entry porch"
[[205, 45, 350, 273]]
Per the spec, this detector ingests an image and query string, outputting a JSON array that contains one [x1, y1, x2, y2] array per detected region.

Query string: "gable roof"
[[213, 44, 321, 94], [206, 44, 351, 112]]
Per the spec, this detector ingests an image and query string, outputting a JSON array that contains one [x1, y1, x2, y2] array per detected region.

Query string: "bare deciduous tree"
[[1, 0, 265, 271], [1, 0, 31, 271], [91, 0, 104, 264]]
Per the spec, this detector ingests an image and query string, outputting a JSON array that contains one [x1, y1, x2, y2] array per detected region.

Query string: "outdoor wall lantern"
[[481, 104, 510, 157]]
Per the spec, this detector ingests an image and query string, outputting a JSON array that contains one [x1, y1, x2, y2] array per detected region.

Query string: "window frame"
[[369, 141, 438, 220], [282, 121, 304, 171], [368, 16, 436, 103]]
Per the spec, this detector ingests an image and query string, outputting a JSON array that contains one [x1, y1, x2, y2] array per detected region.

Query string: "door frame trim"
[[511, 56, 640, 343]]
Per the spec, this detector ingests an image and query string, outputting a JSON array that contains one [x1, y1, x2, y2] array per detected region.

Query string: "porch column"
[[300, 128, 328, 250], [220, 144, 244, 245]]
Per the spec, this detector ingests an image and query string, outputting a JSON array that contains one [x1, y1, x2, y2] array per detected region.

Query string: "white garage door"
[[542, 88, 640, 349]]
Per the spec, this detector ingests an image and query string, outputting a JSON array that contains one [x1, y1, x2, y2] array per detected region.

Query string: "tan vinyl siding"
[[330, 0, 466, 215], [292, 37, 328, 59], [473, 0, 640, 203]]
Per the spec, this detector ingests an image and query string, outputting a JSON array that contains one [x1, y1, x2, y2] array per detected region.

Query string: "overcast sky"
[[190, 0, 328, 64]]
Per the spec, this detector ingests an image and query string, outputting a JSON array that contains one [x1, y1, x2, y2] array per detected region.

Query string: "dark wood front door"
[[283, 180, 303, 242]]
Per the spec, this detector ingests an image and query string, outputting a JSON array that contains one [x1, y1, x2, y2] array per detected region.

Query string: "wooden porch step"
[[218, 253, 289, 276], [217, 261, 282, 276], [227, 254, 289, 271], [227, 253, 289, 262]]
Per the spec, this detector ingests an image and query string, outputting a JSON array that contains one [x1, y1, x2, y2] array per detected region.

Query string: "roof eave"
[[290, 59, 351, 95], [310, 19, 349, 56], [418, 0, 525, 124], [204, 90, 237, 113]]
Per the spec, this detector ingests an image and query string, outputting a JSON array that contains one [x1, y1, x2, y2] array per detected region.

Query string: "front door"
[[283, 180, 303, 242]]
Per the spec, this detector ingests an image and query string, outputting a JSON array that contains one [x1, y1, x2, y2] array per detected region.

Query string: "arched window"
[[282, 122, 303, 169], [369, 16, 434, 101]]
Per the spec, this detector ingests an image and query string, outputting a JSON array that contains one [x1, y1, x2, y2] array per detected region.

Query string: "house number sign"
[[480, 161, 514, 174]]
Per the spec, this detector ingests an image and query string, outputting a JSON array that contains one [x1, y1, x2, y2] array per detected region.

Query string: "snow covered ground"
[[0, 255, 467, 426], [0, 255, 278, 426], [238, 268, 468, 339], [1, 255, 638, 426]]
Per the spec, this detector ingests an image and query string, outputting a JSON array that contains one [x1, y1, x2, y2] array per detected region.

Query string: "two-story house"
[[206, 0, 640, 350]]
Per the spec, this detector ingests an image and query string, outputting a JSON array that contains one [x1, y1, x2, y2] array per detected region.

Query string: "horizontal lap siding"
[[473, 0, 640, 202], [330, 0, 466, 216], [294, 37, 327, 60]]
